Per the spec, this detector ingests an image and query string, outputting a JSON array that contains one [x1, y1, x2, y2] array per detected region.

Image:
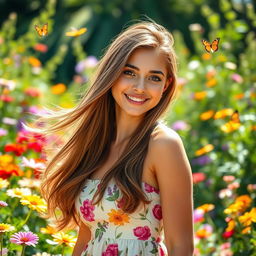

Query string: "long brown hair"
[[24, 20, 178, 231]]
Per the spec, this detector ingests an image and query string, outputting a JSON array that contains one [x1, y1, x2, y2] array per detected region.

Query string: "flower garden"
[[0, 0, 255, 255]]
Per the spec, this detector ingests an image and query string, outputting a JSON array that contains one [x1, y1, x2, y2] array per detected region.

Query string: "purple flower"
[[221, 144, 229, 151], [80, 199, 95, 221], [10, 231, 39, 246], [75, 56, 98, 73], [107, 186, 112, 196], [192, 155, 212, 166], [171, 121, 189, 131]]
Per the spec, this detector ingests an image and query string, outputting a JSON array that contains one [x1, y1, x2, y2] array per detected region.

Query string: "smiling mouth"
[[124, 94, 149, 104]]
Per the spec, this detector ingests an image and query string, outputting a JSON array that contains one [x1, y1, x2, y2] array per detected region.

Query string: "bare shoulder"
[[149, 122, 194, 248]]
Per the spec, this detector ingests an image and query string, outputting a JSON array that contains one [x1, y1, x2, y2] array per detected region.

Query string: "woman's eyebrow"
[[125, 63, 165, 76]]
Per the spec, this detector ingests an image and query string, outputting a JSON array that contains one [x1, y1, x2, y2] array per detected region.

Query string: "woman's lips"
[[124, 94, 149, 105]]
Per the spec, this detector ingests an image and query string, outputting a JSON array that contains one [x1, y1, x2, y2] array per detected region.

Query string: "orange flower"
[[195, 144, 214, 156], [221, 121, 241, 133], [40, 225, 57, 235], [108, 209, 130, 226], [197, 204, 215, 213], [236, 195, 252, 210], [234, 93, 244, 100], [200, 110, 215, 120], [202, 53, 211, 60], [214, 108, 233, 119], [28, 56, 42, 67], [250, 92, 256, 98], [193, 91, 207, 100], [251, 125, 256, 131], [206, 70, 216, 80], [241, 226, 251, 234], [206, 78, 217, 88], [51, 83, 66, 95]]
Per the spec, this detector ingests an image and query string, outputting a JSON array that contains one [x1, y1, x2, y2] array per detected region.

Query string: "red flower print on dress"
[[133, 226, 151, 240], [80, 199, 95, 222], [144, 182, 159, 194], [102, 243, 118, 256], [159, 246, 165, 256], [152, 204, 162, 220]]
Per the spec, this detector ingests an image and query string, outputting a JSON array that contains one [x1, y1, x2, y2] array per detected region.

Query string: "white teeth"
[[126, 95, 147, 102]]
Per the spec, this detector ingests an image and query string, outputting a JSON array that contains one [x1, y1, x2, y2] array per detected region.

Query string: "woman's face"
[[111, 47, 169, 119]]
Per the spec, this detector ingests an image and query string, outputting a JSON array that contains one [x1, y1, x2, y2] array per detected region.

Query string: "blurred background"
[[0, 0, 256, 255]]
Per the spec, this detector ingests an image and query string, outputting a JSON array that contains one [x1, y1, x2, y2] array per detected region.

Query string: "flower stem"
[[17, 208, 33, 230], [61, 245, 65, 256], [0, 233, 3, 256], [21, 245, 26, 256]]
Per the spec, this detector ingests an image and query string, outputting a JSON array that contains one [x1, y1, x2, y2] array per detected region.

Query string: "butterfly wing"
[[211, 38, 220, 52], [35, 23, 48, 37], [231, 110, 240, 124], [202, 39, 212, 53]]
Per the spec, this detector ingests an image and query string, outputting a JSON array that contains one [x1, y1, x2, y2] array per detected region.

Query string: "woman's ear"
[[163, 77, 173, 92]]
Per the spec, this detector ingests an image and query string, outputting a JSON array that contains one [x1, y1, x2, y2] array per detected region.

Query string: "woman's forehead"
[[126, 48, 168, 74]]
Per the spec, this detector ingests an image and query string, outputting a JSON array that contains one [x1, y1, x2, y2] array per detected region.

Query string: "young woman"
[[27, 21, 194, 256]]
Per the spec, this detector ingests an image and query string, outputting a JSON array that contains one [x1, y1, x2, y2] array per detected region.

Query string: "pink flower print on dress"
[[152, 204, 162, 220], [133, 226, 151, 240], [144, 182, 159, 194], [80, 199, 95, 222], [102, 243, 119, 256]]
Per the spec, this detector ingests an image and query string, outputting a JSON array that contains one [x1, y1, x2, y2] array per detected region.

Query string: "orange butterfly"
[[35, 23, 48, 37], [202, 38, 220, 53], [221, 110, 241, 133], [65, 27, 87, 37]]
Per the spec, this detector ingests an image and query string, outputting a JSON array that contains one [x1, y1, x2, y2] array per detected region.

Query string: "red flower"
[[192, 172, 206, 184], [222, 230, 235, 239], [102, 243, 118, 256], [133, 226, 151, 240], [152, 204, 162, 220], [144, 182, 159, 194], [0, 95, 14, 102], [33, 43, 48, 53], [80, 199, 95, 222], [117, 197, 125, 209], [4, 144, 27, 156], [27, 142, 43, 152]]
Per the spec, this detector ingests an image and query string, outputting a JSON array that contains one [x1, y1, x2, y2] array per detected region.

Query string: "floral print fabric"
[[75, 179, 167, 256]]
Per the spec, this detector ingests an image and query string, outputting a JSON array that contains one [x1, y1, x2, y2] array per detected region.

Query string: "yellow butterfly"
[[65, 27, 87, 37], [35, 23, 48, 37], [202, 38, 220, 53], [221, 110, 241, 133]]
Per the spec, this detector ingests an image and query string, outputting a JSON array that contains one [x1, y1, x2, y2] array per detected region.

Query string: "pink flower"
[[231, 73, 243, 83], [144, 183, 159, 194], [80, 199, 95, 221], [102, 243, 118, 256], [152, 204, 162, 220], [193, 208, 204, 223], [10, 231, 39, 246], [0, 248, 8, 255], [133, 226, 151, 240], [159, 246, 166, 256], [0, 201, 8, 207]]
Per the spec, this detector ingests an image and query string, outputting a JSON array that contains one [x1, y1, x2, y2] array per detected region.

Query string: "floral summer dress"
[[75, 178, 167, 256]]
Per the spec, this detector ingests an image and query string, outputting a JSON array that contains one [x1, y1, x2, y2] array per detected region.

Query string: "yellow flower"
[[0, 178, 9, 189], [200, 110, 215, 121], [20, 195, 47, 213], [65, 27, 87, 37], [51, 83, 66, 95], [52, 232, 77, 247], [238, 208, 256, 227], [225, 219, 235, 232], [0, 223, 15, 232], [195, 144, 214, 156], [214, 108, 233, 119], [7, 188, 31, 198], [224, 201, 244, 215], [236, 195, 252, 211], [197, 204, 215, 213], [108, 209, 130, 226], [217, 55, 227, 62], [0, 154, 13, 166], [40, 225, 57, 235]]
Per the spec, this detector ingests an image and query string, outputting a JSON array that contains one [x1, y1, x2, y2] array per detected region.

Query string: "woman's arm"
[[151, 129, 194, 255], [72, 221, 91, 256]]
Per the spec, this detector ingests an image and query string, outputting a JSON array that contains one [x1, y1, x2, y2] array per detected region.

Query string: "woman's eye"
[[123, 70, 135, 76], [150, 76, 162, 82]]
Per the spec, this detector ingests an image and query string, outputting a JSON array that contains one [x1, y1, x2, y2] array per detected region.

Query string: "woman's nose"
[[133, 77, 146, 91]]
